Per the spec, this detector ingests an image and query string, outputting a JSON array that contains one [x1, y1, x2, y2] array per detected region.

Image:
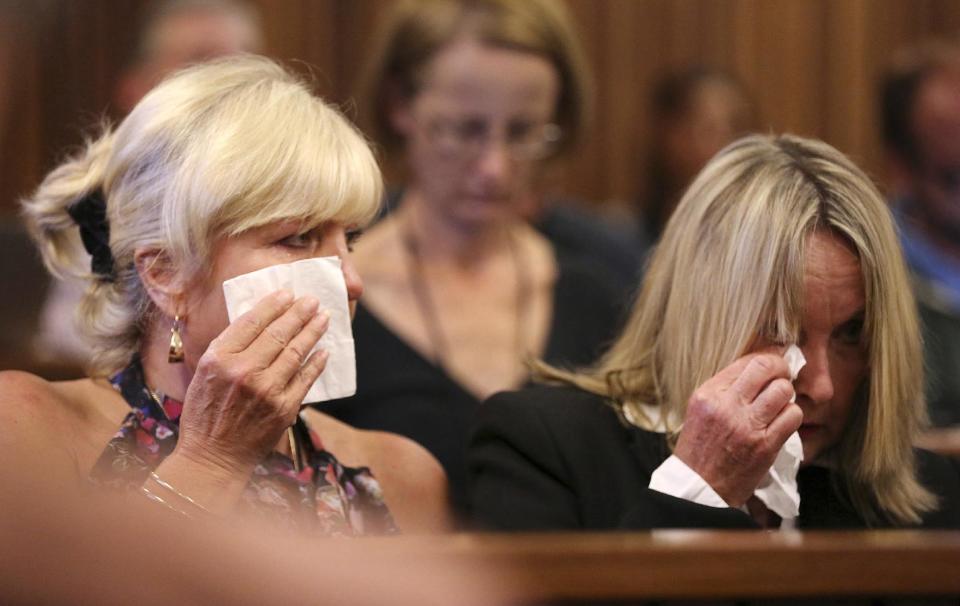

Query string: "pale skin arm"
[[673, 350, 803, 508], [147, 290, 330, 514]]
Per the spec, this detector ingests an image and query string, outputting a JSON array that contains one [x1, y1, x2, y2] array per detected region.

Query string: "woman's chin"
[[451, 197, 515, 227]]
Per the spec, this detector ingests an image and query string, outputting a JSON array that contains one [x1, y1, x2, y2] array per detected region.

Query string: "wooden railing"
[[368, 530, 960, 603]]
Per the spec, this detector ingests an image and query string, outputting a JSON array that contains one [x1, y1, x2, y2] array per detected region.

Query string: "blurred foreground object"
[[0, 466, 504, 606]]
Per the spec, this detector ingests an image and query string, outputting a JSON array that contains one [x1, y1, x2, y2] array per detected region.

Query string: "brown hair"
[[880, 38, 960, 167], [357, 0, 592, 158]]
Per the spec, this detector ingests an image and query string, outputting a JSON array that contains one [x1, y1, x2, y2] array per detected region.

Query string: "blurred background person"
[[34, 0, 264, 368], [319, 0, 625, 519], [881, 39, 960, 428], [637, 66, 754, 248], [114, 0, 263, 114]]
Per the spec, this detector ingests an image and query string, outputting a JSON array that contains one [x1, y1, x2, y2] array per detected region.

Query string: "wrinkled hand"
[[175, 290, 330, 477], [673, 350, 803, 507]]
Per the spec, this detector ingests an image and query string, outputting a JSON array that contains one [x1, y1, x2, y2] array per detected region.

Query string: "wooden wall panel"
[[3, 0, 960, 214]]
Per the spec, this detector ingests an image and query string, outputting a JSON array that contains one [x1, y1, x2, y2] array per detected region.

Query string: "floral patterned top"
[[90, 358, 397, 536]]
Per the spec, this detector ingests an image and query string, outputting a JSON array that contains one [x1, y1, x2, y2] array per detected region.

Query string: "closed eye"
[[833, 312, 865, 346], [277, 232, 312, 249]]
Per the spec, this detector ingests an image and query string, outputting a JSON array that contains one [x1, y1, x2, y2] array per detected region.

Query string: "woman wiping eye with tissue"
[[1, 56, 450, 534], [467, 134, 960, 531]]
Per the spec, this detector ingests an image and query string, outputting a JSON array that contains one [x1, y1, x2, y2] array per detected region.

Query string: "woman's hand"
[[173, 290, 330, 479], [673, 351, 803, 507]]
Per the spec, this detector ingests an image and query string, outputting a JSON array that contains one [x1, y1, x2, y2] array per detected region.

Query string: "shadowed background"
[[1, 0, 959, 376], [3, 0, 960, 211]]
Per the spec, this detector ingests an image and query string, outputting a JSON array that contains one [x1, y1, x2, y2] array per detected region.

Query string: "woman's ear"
[[134, 247, 185, 318]]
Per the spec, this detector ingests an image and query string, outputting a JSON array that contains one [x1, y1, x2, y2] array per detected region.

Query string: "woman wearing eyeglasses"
[[318, 0, 623, 517]]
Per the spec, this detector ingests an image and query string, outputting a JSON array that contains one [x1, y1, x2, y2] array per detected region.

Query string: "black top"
[[533, 202, 647, 304], [918, 299, 960, 427], [318, 260, 625, 517], [382, 189, 646, 310], [467, 384, 960, 531]]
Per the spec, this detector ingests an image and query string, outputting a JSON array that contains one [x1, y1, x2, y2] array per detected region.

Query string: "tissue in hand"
[[221, 257, 356, 404], [753, 344, 806, 520]]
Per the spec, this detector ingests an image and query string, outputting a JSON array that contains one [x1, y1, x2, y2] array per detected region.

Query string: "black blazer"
[[466, 385, 960, 531], [319, 259, 624, 518]]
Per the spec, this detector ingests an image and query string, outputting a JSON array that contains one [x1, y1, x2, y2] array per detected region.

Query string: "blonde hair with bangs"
[[23, 55, 382, 376], [540, 133, 936, 525]]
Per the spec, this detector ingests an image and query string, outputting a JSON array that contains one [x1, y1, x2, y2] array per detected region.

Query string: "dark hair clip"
[[67, 188, 115, 281]]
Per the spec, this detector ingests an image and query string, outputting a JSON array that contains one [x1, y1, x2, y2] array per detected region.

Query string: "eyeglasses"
[[418, 114, 562, 162]]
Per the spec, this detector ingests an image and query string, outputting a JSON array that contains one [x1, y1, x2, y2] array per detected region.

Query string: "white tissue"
[[753, 344, 806, 520], [782, 345, 805, 403], [222, 257, 355, 404]]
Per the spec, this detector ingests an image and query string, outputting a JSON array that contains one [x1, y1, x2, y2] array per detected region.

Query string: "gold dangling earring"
[[168, 315, 184, 363]]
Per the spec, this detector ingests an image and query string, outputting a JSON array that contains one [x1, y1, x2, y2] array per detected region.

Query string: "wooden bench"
[[366, 530, 960, 603]]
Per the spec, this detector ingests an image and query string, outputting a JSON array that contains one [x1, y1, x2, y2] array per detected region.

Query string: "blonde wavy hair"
[[540, 133, 935, 525], [22, 55, 382, 376]]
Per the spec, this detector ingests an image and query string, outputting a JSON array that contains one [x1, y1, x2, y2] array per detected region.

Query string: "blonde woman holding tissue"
[[468, 134, 960, 530], [0, 56, 450, 534]]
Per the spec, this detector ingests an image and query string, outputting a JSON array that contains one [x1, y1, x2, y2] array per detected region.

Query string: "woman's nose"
[[473, 138, 513, 184], [795, 343, 834, 405], [341, 257, 364, 302]]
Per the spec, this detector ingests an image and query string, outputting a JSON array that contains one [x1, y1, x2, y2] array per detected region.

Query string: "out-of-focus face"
[[178, 221, 362, 373], [117, 8, 263, 113], [909, 70, 960, 240], [791, 231, 869, 464], [665, 80, 750, 191], [391, 37, 560, 231], [151, 9, 261, 73]]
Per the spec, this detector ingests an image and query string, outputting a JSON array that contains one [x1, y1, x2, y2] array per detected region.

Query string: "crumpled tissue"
[[753, 344, 806, 520], [222, 257, 355, 404]]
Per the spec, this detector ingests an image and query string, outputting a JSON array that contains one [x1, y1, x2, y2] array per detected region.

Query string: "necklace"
[[287, 424, 303, 473], [399, 217, 534, 375], [146, 387, 172, 422]]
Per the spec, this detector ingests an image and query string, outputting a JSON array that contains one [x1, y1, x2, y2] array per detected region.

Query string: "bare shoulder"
[[353, 429, 453, 533], [0, 371, 127, 472], [0, 371, 124, 418], [300, 409, 442, 474], [0, 370, 69, 420], [515, 223, 558, 285], [0, 371, 83, 465], [301, 409, 452, 532], [359, 429, 447, 489]]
